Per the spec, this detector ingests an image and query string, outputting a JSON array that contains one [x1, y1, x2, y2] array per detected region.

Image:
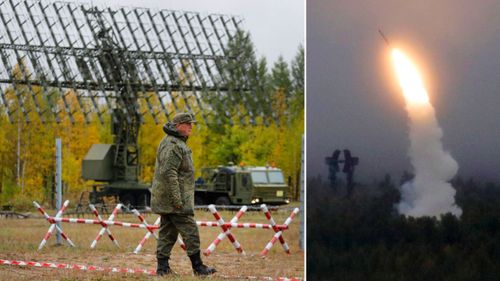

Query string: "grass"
[[0, 207, 303, 280]]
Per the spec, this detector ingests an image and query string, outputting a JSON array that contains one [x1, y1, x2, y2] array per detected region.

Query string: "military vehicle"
[[83, 154, 290, 206], [82, 144, 151, 207], [194, 165, 291, 205]]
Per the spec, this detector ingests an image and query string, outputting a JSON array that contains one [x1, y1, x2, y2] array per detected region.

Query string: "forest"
[[307, 175, 500, 281], [0, 31, 304, 210]]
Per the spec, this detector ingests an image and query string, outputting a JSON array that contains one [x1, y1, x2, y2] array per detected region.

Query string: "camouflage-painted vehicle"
[[82, 144, 289, 207], [82, 144, 151, 208], [194, 165, 290, 205]]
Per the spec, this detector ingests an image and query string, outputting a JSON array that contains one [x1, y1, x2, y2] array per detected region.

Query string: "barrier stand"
[[134, 216, 161, 254], [89, 204, 122, 249], [31, 201, 300, 256], [33, 200, 75, 250], [33, 201, 163, 252], [204, 205, 247, 256], [177, 235, 187, 250], [260, 208, 300, 256], [132, 209, 162, 253], [133, 211, 186, 254], [132, 209, 159, 239], [261, 204, 291, 254]]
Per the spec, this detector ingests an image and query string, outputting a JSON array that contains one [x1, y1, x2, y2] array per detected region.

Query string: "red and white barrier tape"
[[43, 216, 286, 231], [219, 275, 302, 281], [197, 221, 288, 230], [49, 217, 150, 228], [0, 259, 155, 275], [0, 259, 301, 280]]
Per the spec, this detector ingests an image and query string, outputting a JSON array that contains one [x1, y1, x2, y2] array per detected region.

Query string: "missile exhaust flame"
[[392, 49, 430, 105], [389, 48, 462, 218]]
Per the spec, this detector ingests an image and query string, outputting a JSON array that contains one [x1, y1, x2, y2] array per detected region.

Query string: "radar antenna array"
[[0, 0, 274, 194], [0, 0, 271, 126]]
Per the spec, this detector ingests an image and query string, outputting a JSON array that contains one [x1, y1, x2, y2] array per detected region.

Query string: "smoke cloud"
[[396, 101, 462, 218]]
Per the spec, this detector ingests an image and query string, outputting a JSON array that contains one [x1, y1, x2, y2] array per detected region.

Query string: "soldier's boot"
[[189, 252, 216, 276], [156, 257, 175, 276]]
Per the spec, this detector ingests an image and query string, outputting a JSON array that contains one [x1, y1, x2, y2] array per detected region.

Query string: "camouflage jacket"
[[151, 123, 195, 215]]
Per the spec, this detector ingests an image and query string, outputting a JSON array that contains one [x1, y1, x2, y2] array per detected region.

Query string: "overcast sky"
[[308, 0, 500, 183], [83, 0, 305, 65]]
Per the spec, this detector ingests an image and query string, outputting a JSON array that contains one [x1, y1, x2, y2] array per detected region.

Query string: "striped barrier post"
[[89, 204, 122, 249], [33, 200, 75, 250], [260, 208, 300, 256], [132, 209, 158, 239], [177, 234, 187, 250], [133, 212, 186, 254], [204, 205, 246, 256], [261, 204, 290, 253], [134, 216, 161, 254]]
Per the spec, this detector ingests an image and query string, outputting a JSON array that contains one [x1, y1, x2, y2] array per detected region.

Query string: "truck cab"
[[195, 165, 290, 205]]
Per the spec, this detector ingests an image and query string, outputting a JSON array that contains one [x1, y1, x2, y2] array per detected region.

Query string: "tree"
[[290, 45, 304, 119]]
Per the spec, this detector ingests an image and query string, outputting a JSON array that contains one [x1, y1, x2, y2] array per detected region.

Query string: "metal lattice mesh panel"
[[0, 0, 273, 125]]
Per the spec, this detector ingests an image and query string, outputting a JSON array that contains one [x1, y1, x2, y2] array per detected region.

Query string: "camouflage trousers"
[[156, 213, 201, 259]]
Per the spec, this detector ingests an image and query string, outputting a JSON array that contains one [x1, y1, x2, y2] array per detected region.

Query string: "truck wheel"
[[215, 196, 231, 206], [194, 195, 205, 206], [136, 193, 148, 209], [89, 190, 100, 204], [120, 193, 135, 208]]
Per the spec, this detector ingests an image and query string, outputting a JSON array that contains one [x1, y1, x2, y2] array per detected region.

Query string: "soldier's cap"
[[172, 112, 197, 124]]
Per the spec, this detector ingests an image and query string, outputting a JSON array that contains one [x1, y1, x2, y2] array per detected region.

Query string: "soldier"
[[151, 112, 216, 276]]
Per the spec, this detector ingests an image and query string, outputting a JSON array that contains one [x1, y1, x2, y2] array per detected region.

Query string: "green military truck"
[[194, 165, 291, 205]]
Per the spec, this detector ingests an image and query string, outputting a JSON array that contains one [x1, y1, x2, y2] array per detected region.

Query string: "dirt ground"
[[0, 207, 304, 280]]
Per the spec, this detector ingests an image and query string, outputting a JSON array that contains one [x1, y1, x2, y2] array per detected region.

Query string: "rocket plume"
[[391, 49, 462, 218]]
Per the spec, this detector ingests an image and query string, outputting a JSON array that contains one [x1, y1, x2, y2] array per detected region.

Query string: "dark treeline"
[[307, 175, 500, 281]]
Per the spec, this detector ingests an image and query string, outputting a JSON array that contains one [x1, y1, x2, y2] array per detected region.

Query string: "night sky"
[[307, 0, 500, 182]]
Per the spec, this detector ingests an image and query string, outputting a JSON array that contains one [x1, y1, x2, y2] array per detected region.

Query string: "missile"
[[378, 29, 390, 47]]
